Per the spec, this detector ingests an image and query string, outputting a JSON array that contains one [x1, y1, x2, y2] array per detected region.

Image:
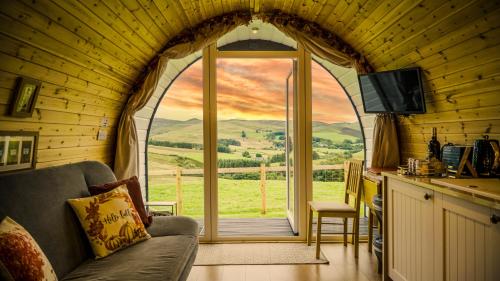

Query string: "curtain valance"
[[114, 11, 381, 180]]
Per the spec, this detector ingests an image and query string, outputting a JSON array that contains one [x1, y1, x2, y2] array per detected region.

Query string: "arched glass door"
[[146, 44, 365, 241]]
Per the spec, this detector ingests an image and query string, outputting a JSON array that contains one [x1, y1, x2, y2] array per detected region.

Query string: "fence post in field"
[[260, 163, 266, 214], [176, 167, 182, 215]]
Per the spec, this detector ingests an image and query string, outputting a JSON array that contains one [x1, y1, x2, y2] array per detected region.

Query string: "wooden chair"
[[362, 177, 381, 254], [307, 159, 364, 259]]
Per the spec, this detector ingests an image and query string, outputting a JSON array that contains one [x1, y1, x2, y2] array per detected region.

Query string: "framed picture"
[[10, 77, 41, 117], [0, 131, 38, 173]]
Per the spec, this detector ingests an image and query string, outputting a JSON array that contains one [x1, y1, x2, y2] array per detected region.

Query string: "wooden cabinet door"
[[435, 194, 500, 281], [387, 178, 435, 281]]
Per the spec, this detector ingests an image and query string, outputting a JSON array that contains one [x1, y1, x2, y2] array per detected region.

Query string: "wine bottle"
[[428, 127, 441, 160]]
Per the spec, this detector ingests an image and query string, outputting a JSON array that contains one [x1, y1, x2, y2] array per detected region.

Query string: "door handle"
[[424, 193, 432, 200], [491, 214, 499, 224]]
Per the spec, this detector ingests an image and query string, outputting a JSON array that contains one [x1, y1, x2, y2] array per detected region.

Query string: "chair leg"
[[354, 215, 360, 258], [368, 211, 373, 253], [316, 214, 322, 259], [351, 217, 356, 245], [307, 206, 313, 246], [343, 217, 348, 247]]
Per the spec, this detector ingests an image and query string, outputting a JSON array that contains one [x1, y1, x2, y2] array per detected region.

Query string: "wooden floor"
[[203, 217, 371, 237], [187, 243, 382, 281], [218, 218, 294, 236]]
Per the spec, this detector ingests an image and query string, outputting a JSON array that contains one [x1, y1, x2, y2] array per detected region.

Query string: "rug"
[[193, 243, 329, 265]]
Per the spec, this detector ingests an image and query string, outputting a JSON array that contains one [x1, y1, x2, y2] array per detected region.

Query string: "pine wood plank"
[[37, 145, 113, 163], [0, 88, 122, 117], [0, 104, 118, 127], [325, 1, 350, 34], [363, 0, 466, 59], [36, 153, 113, 168], [336, 0, 382, 38], [330, 0, 369, 34], [46, 0, 149, 64], [424, 60, 499, 92], [343, 0, 403, 45], [313, 3, 336, 26], [0, 12, 138, 80], [0, 33, 131, 93], [373, 0, 500, 69], [83, 0, 162, 53], [399, 119, 500, 135], [0, 72, 125, 109], [303, 0, 328, 22], [102, 0, 164, 50], [0, 51, 126, 101], [400, 105, 500, 125], [37, 134, 115, 149], [0, 120, 113, 136], [177, 0, 199, 28], [139, 0, 178, 42], [382, 7, 500, 69]]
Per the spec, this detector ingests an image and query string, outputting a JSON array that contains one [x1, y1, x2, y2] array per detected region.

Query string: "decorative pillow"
[[89, 176, 153, 227], [67, 186, 151, 259], [0, 216, 58, 281]]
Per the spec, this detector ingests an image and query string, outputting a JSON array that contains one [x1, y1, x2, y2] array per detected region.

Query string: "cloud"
[[157, 58, 358, 123]]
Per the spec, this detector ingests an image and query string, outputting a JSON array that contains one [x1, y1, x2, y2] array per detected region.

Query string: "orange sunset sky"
[[155, 58, 357, 124]]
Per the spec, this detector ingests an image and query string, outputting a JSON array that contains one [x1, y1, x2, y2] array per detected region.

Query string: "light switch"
[[100, 117, 109, 127]]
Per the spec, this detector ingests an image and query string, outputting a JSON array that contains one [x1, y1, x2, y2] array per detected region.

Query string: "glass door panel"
[[147, 59, 205, 236], [286, 60, 298, 234], [310, 60, 365, 235], [215, 58, 295, 236]]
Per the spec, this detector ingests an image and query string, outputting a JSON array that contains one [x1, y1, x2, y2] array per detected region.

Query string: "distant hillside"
[[149, 118, 362, 144]]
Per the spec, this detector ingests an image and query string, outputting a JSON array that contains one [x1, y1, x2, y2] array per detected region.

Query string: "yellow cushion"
[[67, 185, 151, 259], [0, 216, 58, 281], [309, 201, 356, 213]]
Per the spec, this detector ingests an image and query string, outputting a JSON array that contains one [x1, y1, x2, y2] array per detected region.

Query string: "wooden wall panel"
[[0, 0, 497, 170], [0, 0, 141, 169]]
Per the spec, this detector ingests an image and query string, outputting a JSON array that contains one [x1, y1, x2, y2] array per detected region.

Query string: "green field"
[[147, 118, 365, 219], [148, 176, 350, 218]]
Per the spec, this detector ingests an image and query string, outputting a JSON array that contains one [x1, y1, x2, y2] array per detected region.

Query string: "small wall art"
[[0, 131, 38, 173], [10, 77, 41, 117]]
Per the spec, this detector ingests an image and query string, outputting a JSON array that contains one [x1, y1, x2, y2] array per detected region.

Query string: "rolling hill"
[[149, 118, 362, 145]]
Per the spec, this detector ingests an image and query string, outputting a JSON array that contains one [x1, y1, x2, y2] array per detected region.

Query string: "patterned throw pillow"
[[67, 185, 151, 259], [0, 216, 58, 281], [88, 176, 153, 227]]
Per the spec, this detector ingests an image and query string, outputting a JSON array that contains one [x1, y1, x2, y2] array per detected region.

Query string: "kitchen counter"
[[382, 172, 500, 210]]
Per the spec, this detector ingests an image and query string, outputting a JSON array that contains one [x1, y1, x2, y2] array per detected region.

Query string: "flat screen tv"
[[358, 67, 426, 114]]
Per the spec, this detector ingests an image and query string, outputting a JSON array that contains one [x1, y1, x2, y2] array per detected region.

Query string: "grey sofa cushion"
[[147, 216, 199, 237], [0, 161, 117, 278], [61, 235, 198, 281]]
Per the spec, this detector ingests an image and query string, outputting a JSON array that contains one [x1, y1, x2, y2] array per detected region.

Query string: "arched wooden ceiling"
[[0, 0, 498, 168]]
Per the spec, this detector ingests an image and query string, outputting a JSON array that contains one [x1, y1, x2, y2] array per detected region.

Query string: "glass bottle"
[[428, 127, 441, 160]]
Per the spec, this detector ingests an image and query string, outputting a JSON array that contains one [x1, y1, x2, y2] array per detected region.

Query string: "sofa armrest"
[[146, 216, 199, 237]]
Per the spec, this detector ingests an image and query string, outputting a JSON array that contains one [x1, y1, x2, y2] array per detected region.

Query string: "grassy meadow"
[[147, 118, 365, 219], [148, 176, 347, 218]]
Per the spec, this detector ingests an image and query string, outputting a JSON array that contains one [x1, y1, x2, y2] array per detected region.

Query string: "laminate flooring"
[[187, 243, 382, 281]]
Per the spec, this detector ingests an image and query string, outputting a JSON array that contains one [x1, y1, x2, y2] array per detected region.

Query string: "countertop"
[[382, 172, 500, 210]]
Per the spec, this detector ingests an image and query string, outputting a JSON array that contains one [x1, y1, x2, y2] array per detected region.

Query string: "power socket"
[[97, 129, 107, 141]]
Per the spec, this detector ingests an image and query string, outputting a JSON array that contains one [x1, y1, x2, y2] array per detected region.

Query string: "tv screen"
[[358, 67, 426, 114]]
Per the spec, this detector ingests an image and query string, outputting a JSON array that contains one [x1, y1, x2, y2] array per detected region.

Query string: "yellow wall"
[[0, 0, 498, 168]]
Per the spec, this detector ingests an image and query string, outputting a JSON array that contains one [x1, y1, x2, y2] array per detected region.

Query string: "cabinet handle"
[[491, 214, 499, 224], [424, 193, 432, 200]]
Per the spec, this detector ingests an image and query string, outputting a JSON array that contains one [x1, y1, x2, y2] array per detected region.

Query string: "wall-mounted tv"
[[358, 67, 426, 114]]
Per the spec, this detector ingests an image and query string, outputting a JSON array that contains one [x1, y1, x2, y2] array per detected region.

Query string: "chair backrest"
[[344, 160, 364, 209]]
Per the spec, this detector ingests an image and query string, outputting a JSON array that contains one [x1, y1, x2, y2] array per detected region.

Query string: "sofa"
[[0, 161, 198, 281]]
